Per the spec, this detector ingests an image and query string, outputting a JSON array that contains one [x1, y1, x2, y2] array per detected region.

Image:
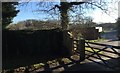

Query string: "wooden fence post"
[[69, 38, 74, 55], [63, 30, 73, 56], [78, 39, 85, 61]]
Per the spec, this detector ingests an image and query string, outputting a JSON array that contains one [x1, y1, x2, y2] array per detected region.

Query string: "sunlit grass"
[[85, 47, 103, 54], [33, 63, 45, 69], [86, 38, 105, 42]]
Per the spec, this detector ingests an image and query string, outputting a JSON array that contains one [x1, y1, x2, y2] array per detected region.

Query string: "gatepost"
[[78, 39, 85, 61]]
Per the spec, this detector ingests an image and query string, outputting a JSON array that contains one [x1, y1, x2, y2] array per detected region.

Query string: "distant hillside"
[[96, 23, 117, 31], [6, 19, 61, 30]]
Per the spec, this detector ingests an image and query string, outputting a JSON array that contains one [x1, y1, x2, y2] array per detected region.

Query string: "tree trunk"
[[60, 2, 69, 30], [60, 2, 73, 55]]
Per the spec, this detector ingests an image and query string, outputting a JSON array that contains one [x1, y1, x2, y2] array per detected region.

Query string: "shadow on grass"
[[2, 54, 120, 72], [61, 57, 120, 72], [2, 49, 70, 70]]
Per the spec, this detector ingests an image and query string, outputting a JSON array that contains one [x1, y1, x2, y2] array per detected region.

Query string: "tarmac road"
[[101, 30, 118, 41], [100, 30, 120, 46]]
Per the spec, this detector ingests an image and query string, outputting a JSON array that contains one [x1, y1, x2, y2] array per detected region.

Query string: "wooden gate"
[[85, 41, 120, 70]]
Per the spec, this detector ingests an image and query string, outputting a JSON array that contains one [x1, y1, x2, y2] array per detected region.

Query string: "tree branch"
[[49, 5, 60, 11], [87, 2, 105, 10], [69, 2, 86, 6]]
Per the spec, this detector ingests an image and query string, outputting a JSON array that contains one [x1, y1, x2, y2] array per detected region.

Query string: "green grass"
[[85, 47, 103, 54], [86, 38, 105, 42]]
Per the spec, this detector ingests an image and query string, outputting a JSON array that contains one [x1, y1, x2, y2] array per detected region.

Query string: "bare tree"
[[27, 0, 117, 30], [19, 0, 118, 30]]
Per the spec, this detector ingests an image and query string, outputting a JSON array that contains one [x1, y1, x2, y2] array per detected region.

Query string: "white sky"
[[91, 10, 117, 23], [91, 0, 119, 23]]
